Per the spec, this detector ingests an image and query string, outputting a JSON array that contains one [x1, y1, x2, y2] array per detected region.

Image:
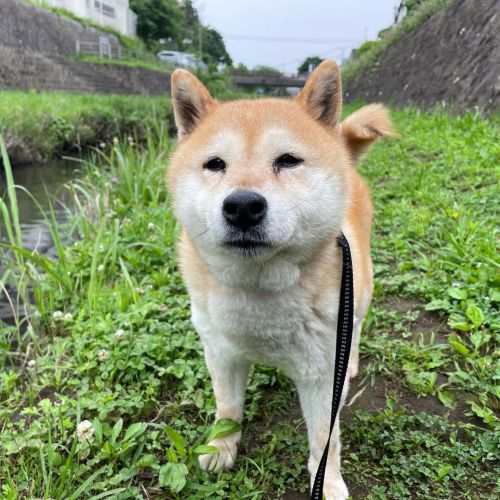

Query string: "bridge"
[[231, 74, 307, 89]]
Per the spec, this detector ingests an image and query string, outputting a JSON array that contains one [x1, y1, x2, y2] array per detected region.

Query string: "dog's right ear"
[[171, 69, 214, 139]]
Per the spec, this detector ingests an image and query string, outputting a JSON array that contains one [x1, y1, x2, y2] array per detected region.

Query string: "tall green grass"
[[0, 91, 173, 164]]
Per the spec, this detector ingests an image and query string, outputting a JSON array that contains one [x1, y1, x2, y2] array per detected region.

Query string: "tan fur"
[[167, 61, 396, 499], [341, 103, 399, 164]]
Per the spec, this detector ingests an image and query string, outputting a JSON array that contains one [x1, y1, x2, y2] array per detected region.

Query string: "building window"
[[95, 1, 115, 18]]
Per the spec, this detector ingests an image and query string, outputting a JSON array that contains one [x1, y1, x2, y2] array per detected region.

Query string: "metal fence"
[[75, 37, 167, 68]]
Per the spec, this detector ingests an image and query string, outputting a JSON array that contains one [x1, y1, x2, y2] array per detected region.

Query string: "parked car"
[[156, 50, 208, 71]]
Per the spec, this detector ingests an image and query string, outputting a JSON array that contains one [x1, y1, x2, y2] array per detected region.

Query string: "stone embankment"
[[0, 0, 170, 95], [345, 0, 499, 113]]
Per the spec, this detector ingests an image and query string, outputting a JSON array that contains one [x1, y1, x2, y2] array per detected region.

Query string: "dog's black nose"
[[223, 191, 267, 231]]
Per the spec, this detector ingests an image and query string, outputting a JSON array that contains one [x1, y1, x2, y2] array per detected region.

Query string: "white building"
[[44, 0, 137, 36]]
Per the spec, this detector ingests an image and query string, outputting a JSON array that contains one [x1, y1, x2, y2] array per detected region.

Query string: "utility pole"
[[198, 25, 203, 65]]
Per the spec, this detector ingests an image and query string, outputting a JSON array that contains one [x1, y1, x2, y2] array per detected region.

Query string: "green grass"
[[0, 106, 499, 498], [0, 91, 172, 164], [76, 54, 173, 75], [342, 0, 454, 84]]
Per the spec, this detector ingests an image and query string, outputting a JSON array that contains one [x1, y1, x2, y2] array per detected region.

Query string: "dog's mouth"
[[224, 237, 271, 254]]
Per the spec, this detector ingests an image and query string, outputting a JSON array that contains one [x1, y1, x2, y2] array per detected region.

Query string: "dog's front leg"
[[297, 378, 349, 500], [198, 347, 250, 472]]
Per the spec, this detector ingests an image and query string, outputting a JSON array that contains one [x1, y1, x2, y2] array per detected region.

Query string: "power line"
[[222, 34, 359, 44]]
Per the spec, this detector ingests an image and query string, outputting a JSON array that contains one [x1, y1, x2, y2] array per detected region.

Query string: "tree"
[[201, 28, 232, 67], [297, 56, 324, 73], [179, 2, 232, 67], [130, 0, 232, 68], [130, 0, 185, 49], [253, 65, 281, 76]]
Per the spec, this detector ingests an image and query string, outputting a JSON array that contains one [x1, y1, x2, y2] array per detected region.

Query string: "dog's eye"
[[274, 153, 303, 170], [203, 157, 226, 172]]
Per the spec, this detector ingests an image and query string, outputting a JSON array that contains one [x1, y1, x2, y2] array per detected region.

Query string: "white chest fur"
[[191, 281, 340, 382]]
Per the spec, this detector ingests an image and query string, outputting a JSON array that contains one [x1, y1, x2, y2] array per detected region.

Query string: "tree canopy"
[[297, 56, 324, 73], [130, 0, 232, 67]]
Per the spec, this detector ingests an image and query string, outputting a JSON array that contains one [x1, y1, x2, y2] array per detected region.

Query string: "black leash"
[[310, 232, 354, 500]]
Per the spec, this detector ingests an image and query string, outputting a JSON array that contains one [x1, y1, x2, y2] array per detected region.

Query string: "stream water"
[[0, 159, 81, 321]]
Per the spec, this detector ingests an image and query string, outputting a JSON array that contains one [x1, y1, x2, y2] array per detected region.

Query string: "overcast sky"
[[196, 0, 399, 74]]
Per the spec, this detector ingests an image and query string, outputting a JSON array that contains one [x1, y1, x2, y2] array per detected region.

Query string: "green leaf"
[[166, 426, 186, 458], [92, 418, 103, 445], [448, 335, 470, 356], [159, 463, 188, 493], [470, 331, 490, 351], [193, 444, 219, 455], [111, 418, 123, 444], [207, 418, 241, 442], [425, 299, 450, 312], [435, 464, 453, 481], [490, 290, 500, 303], [465, 304, 484, 328], [136, 453, 158, 468], [469, 403, 497, 428], [123, 422, 147, 443], [166, 448, 178, 463], [447, 287, 467, 301], [449, 320, 471, 332], [47, 450, 62, 467], [437, 390, 456, 409]]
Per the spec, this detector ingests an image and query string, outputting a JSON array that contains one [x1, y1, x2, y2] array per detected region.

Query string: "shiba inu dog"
[[168, 60, 396, 499]]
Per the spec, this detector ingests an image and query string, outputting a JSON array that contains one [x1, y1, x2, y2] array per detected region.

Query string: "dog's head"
[[168, 61, 395, 285]]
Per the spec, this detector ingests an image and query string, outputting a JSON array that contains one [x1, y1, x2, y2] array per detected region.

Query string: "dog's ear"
[[296, 60, 342, 128], [340, 104, 398, 165], [171, 69, 215, 139]]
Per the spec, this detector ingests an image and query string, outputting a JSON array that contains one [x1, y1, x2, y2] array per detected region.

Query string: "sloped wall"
[[0, 0, 170, 96], [345, 0, 499, 113], [0, 45, 170, 95], [0, 0, 120, 56]]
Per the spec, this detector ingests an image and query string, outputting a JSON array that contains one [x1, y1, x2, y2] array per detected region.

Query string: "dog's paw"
[[323, 477, 349, 500], [198, 432, 240, 472]]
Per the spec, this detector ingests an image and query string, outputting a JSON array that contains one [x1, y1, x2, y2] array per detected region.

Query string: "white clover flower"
[[114, 328, 125, 340], [27, 359, 36, 368], [113, 137, 119, 145], [53, 311, 63, 320], [97, 264, 105, 272], [99, 244, 105, 252], [148, 222, 155, 230], [64, 313, 73, 321], [97, 349, 109, 361], [99, 142, 106, 149], [135, 287, 144, 295], [76, 420, 95, 441]]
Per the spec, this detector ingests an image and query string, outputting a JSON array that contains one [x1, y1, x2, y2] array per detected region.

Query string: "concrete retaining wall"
[[0, 0, 171, 96], [0, 0, 121, 56], [0, 45, 170, 95], [345, 0, 499, 114]]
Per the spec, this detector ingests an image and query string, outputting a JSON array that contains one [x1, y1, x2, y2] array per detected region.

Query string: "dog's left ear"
[[171, 69, 215, 139], [296, 60, 342, 128]]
